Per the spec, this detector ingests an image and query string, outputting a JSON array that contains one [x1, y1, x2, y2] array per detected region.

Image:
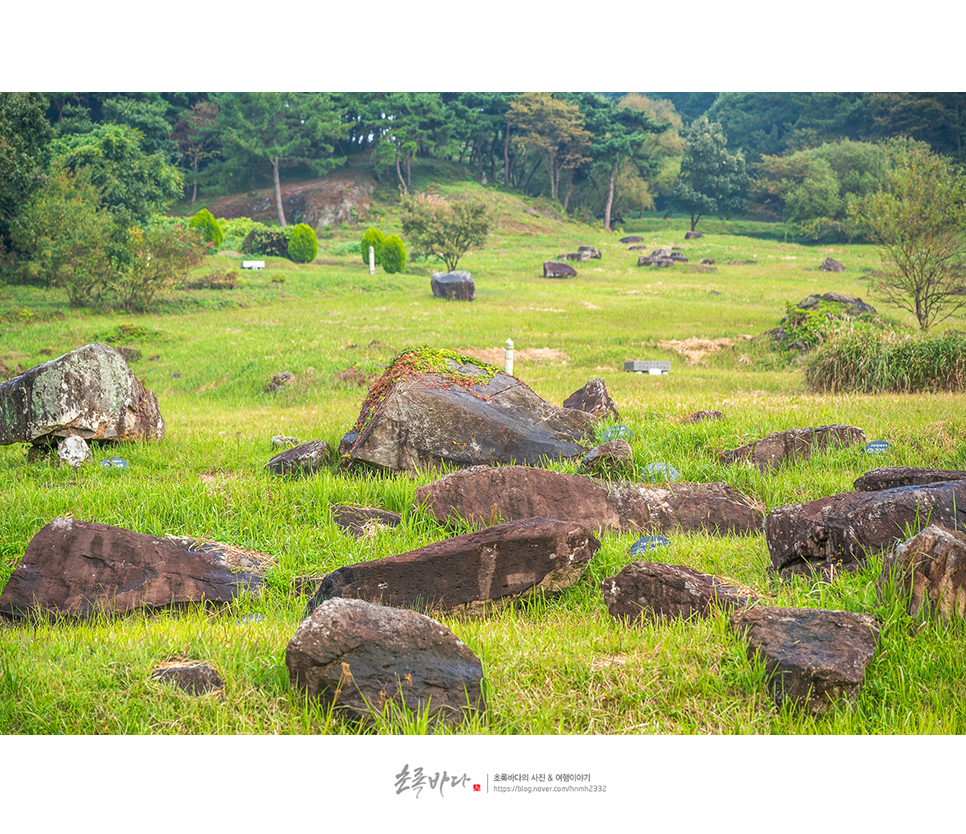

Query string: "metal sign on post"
[[504, 338, 514, 375], [369, 246, 375, 275]]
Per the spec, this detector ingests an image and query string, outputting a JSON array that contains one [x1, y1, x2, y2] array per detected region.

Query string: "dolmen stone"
[[684, 231, 703, 239], [797, 292, 875, 317], [0, 342, 164, 446], [879, 525, 966, 623], [57, 436, 92, 469], [330, 505, 402, 537], [563, 377, 619, 421], [307, 517, 599, 617], [286, 597, 486, 728], [620, 236, 644, 244], [414, 465, 763, 535], [265, 439, 332, 476], [721, 425, 865, 472], [579, 439, 634, 478], [854, 466, 966, 492], [765, 480, 966, 578], [0, 518, 266, 620], [543, 260, 577, 278], [602, 561, 761, 624], [150, 660, 224, 695], [730, 606, 879, 715], [339, 347, 595, 472], [431, 270, 476, 301], [557, 246, 601, 261], [820, 258, 846, 272]]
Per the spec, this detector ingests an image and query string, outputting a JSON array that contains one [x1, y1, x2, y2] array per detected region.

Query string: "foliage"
[[400, 193, 491, 272], [111, 223, 206, 312], [804, 328, 966, 393], [360, 227, 386, 266], [188, 208, 224, 248], [848, 141, 966, 331], [380, 234, 407, 274], [219, 217, 262, 250], [241, 226, 291, 258], [671, 117, 748, 231], [287, 223, 319, 264]]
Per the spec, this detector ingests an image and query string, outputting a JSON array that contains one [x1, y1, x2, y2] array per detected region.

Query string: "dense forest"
[[3, 91, 964, 260]]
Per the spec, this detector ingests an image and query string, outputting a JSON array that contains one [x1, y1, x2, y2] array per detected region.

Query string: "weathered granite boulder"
[[57, 436, 92, 469], [765, 480, 966, 578], [431, 271, 476, 301], [730, 606, 879, 715], [579, 439, 634, 478], [563, 377, 619, 422], [879, 525, 966, 623], [0, 343, 164, 446], [286, 597, 486, 728], [0, 519, 267, 620], [543, 260, 577, 278], [265, 439, 332, 476], [330, 505, 402, 537], [307, 517, 599, 617], [413, 465, 763, 535], [339, 348, 595, 472], [602, 561, 761, 624], [150, 661, 224, 695], [854, 466, 966, 492], [721, 425, 865, 472]]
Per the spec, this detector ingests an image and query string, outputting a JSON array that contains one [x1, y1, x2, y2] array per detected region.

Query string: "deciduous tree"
[[400, 193, 491, 272]]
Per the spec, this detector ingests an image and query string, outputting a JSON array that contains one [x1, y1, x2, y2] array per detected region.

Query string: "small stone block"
[[241, 261, 265, 270], [624, 360, 671, 374]]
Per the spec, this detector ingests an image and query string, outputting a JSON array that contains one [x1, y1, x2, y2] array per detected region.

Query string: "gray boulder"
[[266, 439, 332, 476], [431, 271, 476, 301], [0, 343, 164, 446], [543, 260, 577, 278], [57, 436, 92, 469]]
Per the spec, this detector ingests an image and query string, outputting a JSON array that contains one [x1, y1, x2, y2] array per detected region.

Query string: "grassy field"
[[2, 187, 966, 735]]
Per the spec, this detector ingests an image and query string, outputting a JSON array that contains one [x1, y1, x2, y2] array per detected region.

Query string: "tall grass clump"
[[805, 329, 966, 393]]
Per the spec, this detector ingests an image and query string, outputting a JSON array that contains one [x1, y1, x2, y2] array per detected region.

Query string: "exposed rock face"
[[286, 598, 486, 728], [0, 343, 164, 446], [413, 465, 763, 535], [150, 661, 224, 695], [721, 425, 865, 472], [602, 561, 761, 624], [879, 525, 966, 623], [339, 348, 594, 472], [431, 271, 476, 301], [307, 518, 599, 617], [765, 481, 966, 578], [330, 505, 402, 537], [730, 606, 879, 715], [265, 440, 332, 476], [543, 260, 577, 278], [854, 467, 966, 492], [0, 519, 265, 620], [562, 377, 619, 421]]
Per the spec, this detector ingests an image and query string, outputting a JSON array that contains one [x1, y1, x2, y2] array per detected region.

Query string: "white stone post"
[[369, 245, 375, 275], [504, 338, 514, 375]]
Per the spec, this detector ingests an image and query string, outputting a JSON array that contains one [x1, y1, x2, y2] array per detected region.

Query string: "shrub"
[[804, 329, 966, 393], [241, 226, 290, 258], [381, 234, 407, 274], [113, 224, 206, 312], [220, 217, 263, 250], [287, 223, 319, 263], [360, 228, 386, 266], [187, 208, 224, 249]]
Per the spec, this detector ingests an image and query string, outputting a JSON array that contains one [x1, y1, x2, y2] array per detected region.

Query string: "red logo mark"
[[473, 784, 481, 792]]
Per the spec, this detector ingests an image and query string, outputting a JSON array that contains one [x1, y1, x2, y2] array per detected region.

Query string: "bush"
[[381, 234, 407, 274], [287, 223, 319, 263], [241, 226, 290, 258], [187, 208, 224, 249], [360, 228, 386, 266], [113, 224, 206, 312], [220, 217, 263, 250], [804, 329, 966, 393]]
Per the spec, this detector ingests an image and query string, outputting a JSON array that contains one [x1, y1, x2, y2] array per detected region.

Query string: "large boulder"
[[543, 260, 577, 278], [286, 597, 486, 728], [339, 347, 594, 472], [730, 606, 879, 715], [431, 271, 476, 301], [307, 517, 599, 616], [854, 466, 966, 492], [413, 465, 763, 535], [0, 519, 267, 620], [602, 561, 762, 624], [0, 343, 164, 446], [721, 425, 865, 472], [765, 480, 966, 578], [879, 525, 966, 623]]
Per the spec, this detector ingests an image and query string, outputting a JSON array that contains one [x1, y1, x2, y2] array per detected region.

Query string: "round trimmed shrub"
[[381, 234, 407, 274], [360, 228, 386, 266], [188, 208, 223, 248], [241, 227, 290, 258], [287, 223, 319, 263]]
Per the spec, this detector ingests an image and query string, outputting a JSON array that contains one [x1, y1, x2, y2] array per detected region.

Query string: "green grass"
[[2, 192, 966, 735]]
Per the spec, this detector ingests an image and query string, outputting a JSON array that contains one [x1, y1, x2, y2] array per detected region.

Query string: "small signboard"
[[624, 360, 671, 375], [100, 457, 130, 470], [603, 424, 636, 442], [864, 440, 891, 454], [629, 535, 672, 555], [241, 260, 266, 270], [643, 462, 681, 482]]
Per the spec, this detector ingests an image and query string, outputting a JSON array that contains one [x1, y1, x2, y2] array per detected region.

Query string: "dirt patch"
[[656, 337, 735, 365], [461, 346, 570, 367]]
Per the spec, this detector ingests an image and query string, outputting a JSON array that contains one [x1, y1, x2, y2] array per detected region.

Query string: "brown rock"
[[431, 271, 476, 301], [879, 525, 966, 622], [286, 598, 486, 728], [265, 439, 332, 476], [150, 661, 224, 695], [602, 561, 761, 624], [721, 425, 865, 472], [730, 606, 879, 715], [563, 377, 619, 421], [413, 465, 763, 535], [854, 466, 966, 492], [543, 260, 577, 278], [330, 505, 401, 537], [579, 439, 634, 478]]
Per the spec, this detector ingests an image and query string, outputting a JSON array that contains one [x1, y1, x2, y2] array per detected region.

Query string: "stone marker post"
[[505, 338, 514, 375], [369, 246, 375, 275]]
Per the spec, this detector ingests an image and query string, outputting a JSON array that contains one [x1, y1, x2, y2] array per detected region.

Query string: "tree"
[[173, 100, 220, 203], [849, 142, 966, 332], [400, 193, 491, 272], [671, 117, 747, 231], [212, 92, 344, 226], [0, 92, 53, 254]]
